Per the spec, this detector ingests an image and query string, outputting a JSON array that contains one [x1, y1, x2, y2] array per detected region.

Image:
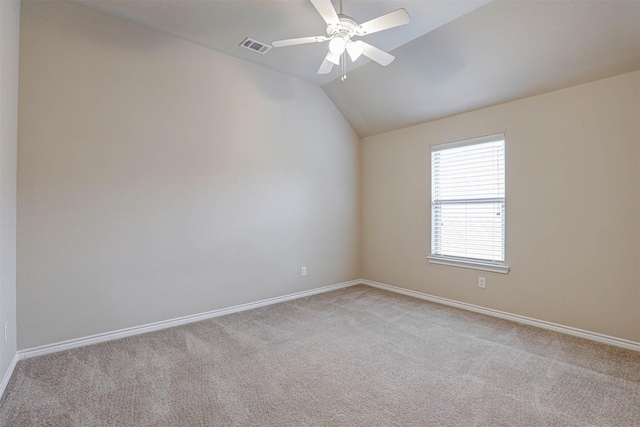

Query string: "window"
[[428, 133, 509, 273]]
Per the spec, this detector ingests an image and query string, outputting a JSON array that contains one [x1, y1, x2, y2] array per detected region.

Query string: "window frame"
[[427, 133, 509, 274]]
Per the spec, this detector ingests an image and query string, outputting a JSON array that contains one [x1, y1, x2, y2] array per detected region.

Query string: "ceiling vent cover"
[[240, 38, 272, 54]]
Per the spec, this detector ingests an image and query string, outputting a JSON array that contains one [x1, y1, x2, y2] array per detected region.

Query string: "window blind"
[[431, 134, 505, 263]]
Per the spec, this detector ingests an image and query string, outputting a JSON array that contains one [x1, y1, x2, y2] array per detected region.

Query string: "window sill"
[[427, 256, 510, 274]]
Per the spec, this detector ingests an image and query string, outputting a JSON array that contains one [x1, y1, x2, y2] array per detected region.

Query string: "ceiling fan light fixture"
[[346, 40, 364, 62], [328, 37, 347, 56]]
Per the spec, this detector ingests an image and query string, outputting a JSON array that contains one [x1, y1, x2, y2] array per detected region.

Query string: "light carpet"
[[1, 285, 639, 426]]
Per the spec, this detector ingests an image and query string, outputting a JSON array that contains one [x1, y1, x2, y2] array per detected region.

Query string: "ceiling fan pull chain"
[[341, 51, 347, 81]]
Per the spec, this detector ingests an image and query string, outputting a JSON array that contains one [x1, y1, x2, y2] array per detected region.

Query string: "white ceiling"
[[325, 0, 640, 136], [76, 0, 489, 86], [73, 0, 640, 137]]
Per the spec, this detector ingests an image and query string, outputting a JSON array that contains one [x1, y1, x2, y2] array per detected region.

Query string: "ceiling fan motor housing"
[[327, 15, 359, 38]]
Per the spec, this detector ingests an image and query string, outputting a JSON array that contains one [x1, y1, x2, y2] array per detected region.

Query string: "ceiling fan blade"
[[272, 36, 328, 47], [361, 42, 395, 66], [356, 8, 410, 36], [317, 54, 335, 74], [310, 0, 340, 26]]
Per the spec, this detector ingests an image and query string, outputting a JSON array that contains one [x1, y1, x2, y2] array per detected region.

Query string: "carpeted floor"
[[1, 284, 639, 426]]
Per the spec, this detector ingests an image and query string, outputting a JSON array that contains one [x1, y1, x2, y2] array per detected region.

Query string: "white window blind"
[[430, 133, 506, 271]]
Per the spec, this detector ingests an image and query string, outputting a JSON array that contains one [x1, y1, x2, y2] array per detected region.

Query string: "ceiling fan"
[[272, 0, 410, 80]]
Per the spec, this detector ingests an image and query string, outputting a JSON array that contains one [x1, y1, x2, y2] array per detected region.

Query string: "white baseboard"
[[362, 279, 640, 352], [18, 280, 360, 361], [15, 277, 640, 364], [0, 352, 19, 399]]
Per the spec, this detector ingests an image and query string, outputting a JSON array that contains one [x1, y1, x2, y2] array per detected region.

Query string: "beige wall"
[[17, 1, 359, 349], [361, 70, 640, 342], [15, 0, 640, 352], [0, 0, 20, 383]]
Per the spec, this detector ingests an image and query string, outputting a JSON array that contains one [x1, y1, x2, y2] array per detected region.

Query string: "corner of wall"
[[0, 0, 20, 397]]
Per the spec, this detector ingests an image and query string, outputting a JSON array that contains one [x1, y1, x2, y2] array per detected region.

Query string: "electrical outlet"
[[4, 321, 8, 343], [301, 266, 307, 277], [478, 277, 486, 288]]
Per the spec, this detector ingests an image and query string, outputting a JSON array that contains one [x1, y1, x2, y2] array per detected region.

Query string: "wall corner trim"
[[362, 279, 640, 352], [0, 353, 19, 400]]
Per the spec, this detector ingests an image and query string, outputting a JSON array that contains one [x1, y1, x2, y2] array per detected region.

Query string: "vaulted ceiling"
[[74, 0, 640, 137]]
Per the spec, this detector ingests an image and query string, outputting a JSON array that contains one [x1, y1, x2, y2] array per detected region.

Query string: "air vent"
[[240, 38, 272, 55]]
